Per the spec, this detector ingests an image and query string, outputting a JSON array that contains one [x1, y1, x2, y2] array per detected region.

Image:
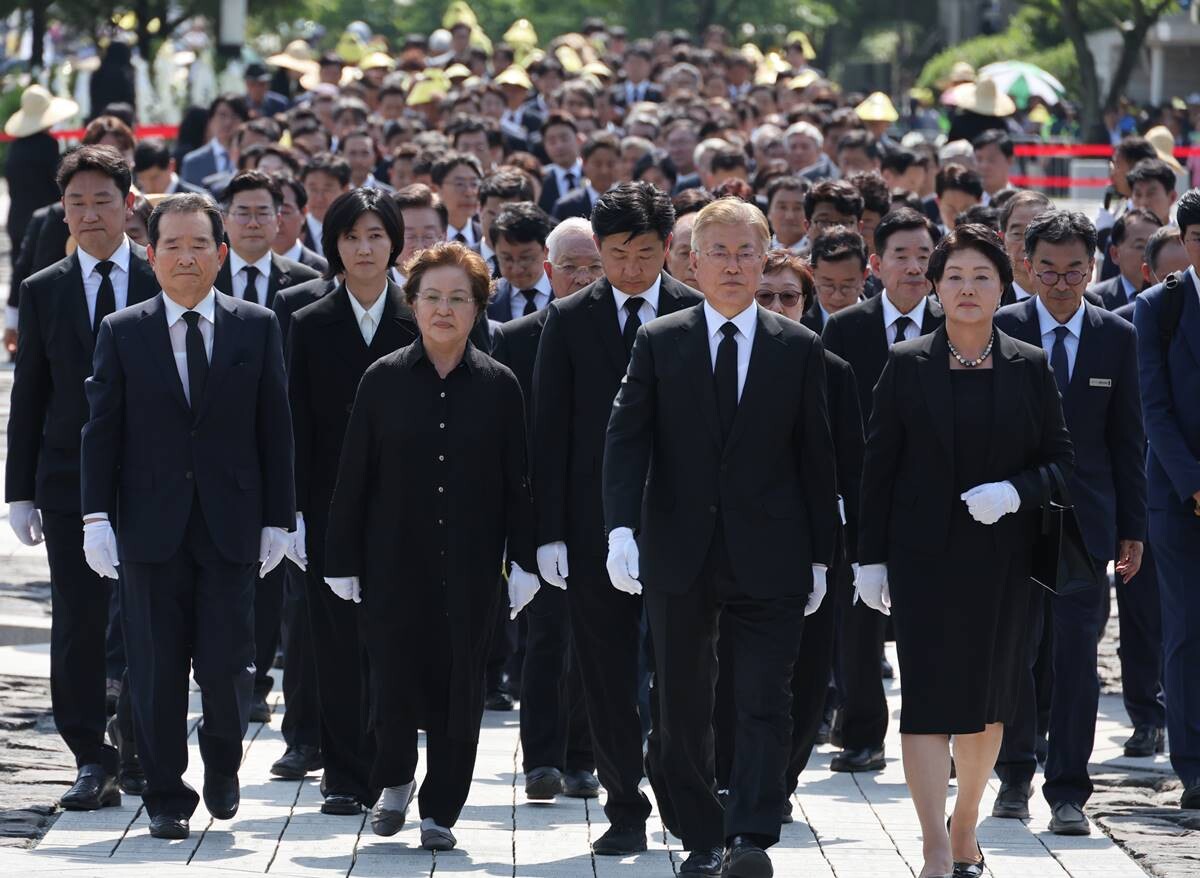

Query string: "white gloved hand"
[[286, 512, 308, 570], [606, 526, 642, 595], [9, 501, 43, 546], [961, 481, 1020, 525], [852, 563, 891, 616], [259, 526, 290, 577], [806, 565, 827, 616], [507, 561, 541, 620], [82, 520, 120, 579], [536, 541, 569, 589], [325, 576, 362, 603]]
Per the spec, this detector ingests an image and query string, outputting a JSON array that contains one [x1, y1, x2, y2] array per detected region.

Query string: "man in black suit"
[[300, 153, 352, 257], [431, 152, 484, 246], [80, 193, 295, 839], [179, 94, 248, 187], [486, 203, 554, 323], [553, 132, 619, 222], [821, 208, 945, 774], [532, 183, 702, 855], [617, 42, 664, 106], [993, 211, 1147, 835], [474, 170, 535, 279], [492, 217, 603, 801], [536, 113, 583, 216], [285, 189, 417, 815], [802, 227, 869, 335], [133, 138, 206, 197], [604, 198, 837, 877], [1088, 207, 1161, 311], [6, 146, 157, 809], [271, 175, 329, 275], [999, 191, 1053, 307]]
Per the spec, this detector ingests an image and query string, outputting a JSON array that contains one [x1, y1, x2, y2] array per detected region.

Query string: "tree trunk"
[[1104, 1, 1174, 112], [1059, 0, 1106, 143]]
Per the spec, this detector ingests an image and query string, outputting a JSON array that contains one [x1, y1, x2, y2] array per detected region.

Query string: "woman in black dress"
[[855, 225, 1073, 878], [323, 243, 541, 851]]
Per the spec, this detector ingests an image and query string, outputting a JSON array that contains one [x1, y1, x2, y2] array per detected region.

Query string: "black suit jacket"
[[1088, 275, 1137, 312], [292, 244, 329, 275], [820, 293, 945, 420], [273, 277, 338, 349], [532, 273, 703, 559], [825, 350, 865, 562], [9, 203, 70, 308], [287, 282, 418, 555], [214, 251, 320, 308], [603, 305, 838, 597], [6, 246, 159, 513], [490, 306, 552, 428], [1113, 300, 1136, 323], [994, 298, 1146, 559], [537, 167, 580, 215], [552, 187, 594, 222], [81, 292, 295, 564], [800, 305, 825, 335], [858, 327, 1075, 563]]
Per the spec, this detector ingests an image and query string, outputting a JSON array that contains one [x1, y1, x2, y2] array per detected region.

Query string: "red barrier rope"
[[0, 124, 181, 143], [1014, 144, 1200, 158], [1009, 176, 1112, 188]]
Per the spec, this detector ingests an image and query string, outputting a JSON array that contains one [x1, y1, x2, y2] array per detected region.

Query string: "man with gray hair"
[[786, 121, 837, 182]]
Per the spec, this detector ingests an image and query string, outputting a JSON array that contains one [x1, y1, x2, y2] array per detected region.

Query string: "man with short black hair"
[[487, 202, 554, 322], [805, 226, 869, 333], [537, 113, 584, 214], [1090, 207, 1163, 309], [475, 170, 534, 277], [134, 137, 204, 195], [972, 130, 1013, 197], [935, 164, 984, 230], [300, 153, 352, 256], [179, 94, 249, 186], [431, 151, 485, 245], [270, 174, 329, 274], [1127, 158, 1179, 227], [554, 131, 620, 220]]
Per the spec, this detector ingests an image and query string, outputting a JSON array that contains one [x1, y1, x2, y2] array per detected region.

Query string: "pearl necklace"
[[947, 331, 994, 368]]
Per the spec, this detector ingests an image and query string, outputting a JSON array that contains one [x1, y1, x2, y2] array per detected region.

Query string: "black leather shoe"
[[830, 746, 885, 772], [524, 766, 563, 800], [59, 764, 121, 811], [1124, 725, 1166, 758], [249, 695, 272, 724], [321, 793, 362, 815], [203, 771, 240, 820], [485, 689, 515, 711], [679, 847, 725, 875], [947, 815, 985, 878], [1181, 784, 1200, 809], [725, 836, 773, 878], [562, 769, 600, 798], [592, 822, 647, 855], [1048, 801, 1090, 835], [991, 780, 1032, 819], [781, 797, 794, 824], [149, 814, 189, 840], [106, 716, 146, 796], [815, 719, 831, 745], [271, 745, 323, 779]]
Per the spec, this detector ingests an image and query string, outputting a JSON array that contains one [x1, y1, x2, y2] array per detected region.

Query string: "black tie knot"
[[624, 298, 642, 316], [521, 288, 538, 302], [95, 260, 114, 278], [721, 322, 738, 340], [244, 265, 260, 282], [182, 311, 201, 328], [1053, 326, 1070, 342]]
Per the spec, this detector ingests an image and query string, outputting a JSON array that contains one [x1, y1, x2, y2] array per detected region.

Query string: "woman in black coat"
[[88, 41, 136, 119], [855, 225, 1073, 878], [323, 242, 540, 852]]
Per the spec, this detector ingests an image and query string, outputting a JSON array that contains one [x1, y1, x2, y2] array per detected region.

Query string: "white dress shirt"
[[346, 284, 388, 346], [509, 273, 552, 321], [165, 173, 185, 194], [702, 300, 758, 401], [164, 289, 216, 405], [818, 301, 834, 326], [612, 275, 662, 332], [283, 241, 305, 263], [1119, 275, 1138, 305], [447, 220, 478, 246], [551, 160, 583, 197], [1011, 280, 1034, 301], [479, 238, 496, 266], [305, 215, 324, 256], [880, 290, 928, 345], [390, 267, 406, 287], [230, 251, 273, 305], [78, 236, 132, 325], [625, 81, 650, 104], [1035, 294, 1086, 381]]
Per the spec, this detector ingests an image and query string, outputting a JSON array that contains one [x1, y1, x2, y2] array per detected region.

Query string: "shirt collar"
[[447, 220, 477, 244], [1012, 280, 1034, 300], [479, 238, 495, 261], [345, 283, 389, 326], [585, 182, 602, 203], [1188, 265, 1199, 293], [526, 272, 552, 297], [1034, 294, 1086, 338], [77, 236, 131, 279], [283, 241, 304, 262], [702, 299, 758, 341], [408, 336, 475, 374], [163, 288, 217, 326], [230, 249, 273, 280], [209, 137, 228, 158], [1120, 275, 1138, 299], [611, 274, 662, 315], [880, 289, 927, 328]]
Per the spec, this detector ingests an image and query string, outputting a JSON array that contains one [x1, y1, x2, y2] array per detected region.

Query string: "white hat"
[[4, 85, 79, 138]]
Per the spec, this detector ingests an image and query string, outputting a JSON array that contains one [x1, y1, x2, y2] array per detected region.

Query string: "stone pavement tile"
[[348, 849, 432, 876]]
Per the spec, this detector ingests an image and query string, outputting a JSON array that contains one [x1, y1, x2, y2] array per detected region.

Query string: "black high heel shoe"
[[946, 815, 985, 878]]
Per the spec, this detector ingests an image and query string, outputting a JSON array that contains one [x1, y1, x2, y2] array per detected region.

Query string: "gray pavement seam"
[[263, 772, 305, 873]]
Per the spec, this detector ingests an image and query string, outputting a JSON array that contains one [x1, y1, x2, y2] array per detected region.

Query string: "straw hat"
[[267, 40, 318, 75], [954, 78, 1015, 117], [494, 65, 533, 91], [787, 69, 820, 91], [445, 62, 472, 81], [856, 91, 899, 123], [359, 51, 397, 72], [407, 79, 447, 107], [784, 31, 816, 61], [1145, 125, 1185, 176], [947, 61, 977, 86], [4, 84, 79, 138], [582, 61, 613, 80]]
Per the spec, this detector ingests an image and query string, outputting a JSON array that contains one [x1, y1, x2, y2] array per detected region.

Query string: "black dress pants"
[[41, 511, 120, 774], [567, 559, 652, 827], [253, 564, 284, 702], [373, 721, 478, 828], [646, 532, 805, 851], [1115, 541, 1165, 729], [519, 579, 594, 774], [119, 502, 256, 819], [834, 582, 888, 750], [281, 562, 321, 749]]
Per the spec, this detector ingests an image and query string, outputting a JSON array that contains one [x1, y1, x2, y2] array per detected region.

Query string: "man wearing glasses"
[[431, 152, 484, 246], [214, 171, 319, 726], [803, 226, 869, 334], [486, 203, 555, 323]]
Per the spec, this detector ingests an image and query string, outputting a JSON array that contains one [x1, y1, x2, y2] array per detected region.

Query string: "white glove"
[[259, 526, 290, 577], [606, 527, 642, 595], [961, 481, 1020, 525], [82, 520, 120, 579], [286, 512, 308, 570], [325, 576, 362, 603], [507, 561, 541, 620], [536, 541, 569, 589], [806, 565, 827, 616], [9, 501, 43, 546], [852, 563, 891, 616]]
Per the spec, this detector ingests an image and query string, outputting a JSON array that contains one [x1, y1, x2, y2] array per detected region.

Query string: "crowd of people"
[[4, 14, 1200, 878]]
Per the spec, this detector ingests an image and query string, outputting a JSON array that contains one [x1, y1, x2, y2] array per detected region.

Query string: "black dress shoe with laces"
[[725, 835, 773, 878], [1048, 801, 1089, 835], [562, 769, 600, 798], [592, 822, 647, 855], [830, 746, 885, 772], [321, 792, 362, 815], [59, 764, 121, 811], [149, 814, 190, 840], [680, 847, 725, 876], [524, 766, 563, 800], [271, 745, 323, 779], [203, 771, 240, 820], [1124, 725, 1166, 758], [991, 780, 1032, 819]]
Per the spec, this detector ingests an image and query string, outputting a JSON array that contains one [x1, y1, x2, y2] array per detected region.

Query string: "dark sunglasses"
[[755, 290, 803, 308]]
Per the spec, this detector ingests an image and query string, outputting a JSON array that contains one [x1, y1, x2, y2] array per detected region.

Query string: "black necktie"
[[563, 171, 576, 192], [715, 323, 739, 443], [454, 231, 467, 244], [242, 265, 261, 306], [182, 311, 208, 409], [489, 255, 500, 279], [93, 260, 115, 336], [891, 315, 912, 347], [622, 298, 644, 356], [1051, 325, 1071, 395], [521, 289, 539, 316]]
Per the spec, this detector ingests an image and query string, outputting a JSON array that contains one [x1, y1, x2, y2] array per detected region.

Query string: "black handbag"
[[1030, 463, 1098, 597]]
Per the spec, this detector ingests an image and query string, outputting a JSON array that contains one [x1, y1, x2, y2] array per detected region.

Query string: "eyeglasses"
[[407, 233, 444, 248], [702, 248, 763, 267], [278, 205, 300, 218], [553, 262, 603, 276], [416, 291, 476, 309], [815, 283, 862, 298], [1035, 269, 1087, 287], [755, 290, 802, 307], [444, 178, 481, 193], [228, 208, 277, 224], [497, 253, 544, 269]]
